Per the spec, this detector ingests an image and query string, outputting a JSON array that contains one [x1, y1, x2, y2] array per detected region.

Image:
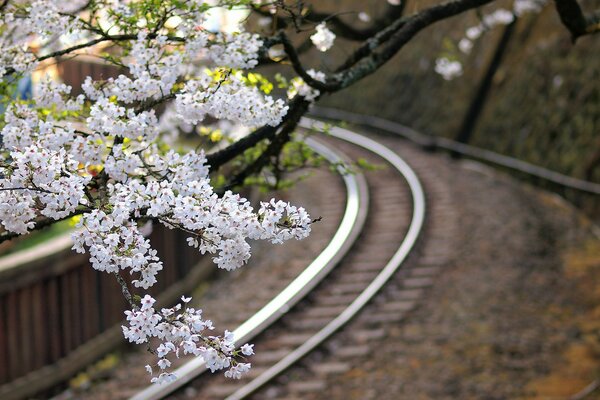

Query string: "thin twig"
[[113, 272, 138, 310]]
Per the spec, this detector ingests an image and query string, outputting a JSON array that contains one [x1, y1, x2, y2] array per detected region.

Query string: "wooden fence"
[[0, 224, 211, 399]]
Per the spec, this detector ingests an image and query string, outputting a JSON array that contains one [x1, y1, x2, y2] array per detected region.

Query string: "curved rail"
[[222, 119, 427, 399], [130, 130, 370, 400]]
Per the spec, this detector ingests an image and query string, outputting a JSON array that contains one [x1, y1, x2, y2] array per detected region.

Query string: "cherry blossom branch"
[[271, 0, 497, 95], [113, 271, 138, 310], [223, 97, 310, 189], [277, 31, 337, 91], [2, 32, 185, 77], [0, 209, 86, 244], [302, 3, 407, 41], [213, 0, 501, 181], [252, 1, 406, 41], [333, 14, 409, 73], [332, 0, 496, 91], [207, 96, 306, 170], [0, 186, 52, 193]]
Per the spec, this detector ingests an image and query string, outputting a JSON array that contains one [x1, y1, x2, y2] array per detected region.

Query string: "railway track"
[[129, 120, 427, 400]]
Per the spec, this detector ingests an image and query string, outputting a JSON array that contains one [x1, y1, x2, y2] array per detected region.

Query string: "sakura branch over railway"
[[131, 119, 426, 400]]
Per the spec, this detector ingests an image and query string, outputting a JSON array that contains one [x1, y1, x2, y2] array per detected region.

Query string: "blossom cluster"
[[72, 210, 163, 289], [311, 23, 336, 52], [434, 58, 464, 81], [0, 145, 90, 234], [287, 69, 326, 102], [0, 1, 78, 75], [82, 33, 183, 104], [208, 32, 264, 69], [176, 71, 288, 127], [123, 295, 254, 384], [35, 76, 85, 111]]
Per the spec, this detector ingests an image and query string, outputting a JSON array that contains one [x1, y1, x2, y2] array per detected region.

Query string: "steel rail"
[[310, 106, 600, 195], [130, 132, 369, 400], [224, 119, 427, 400]]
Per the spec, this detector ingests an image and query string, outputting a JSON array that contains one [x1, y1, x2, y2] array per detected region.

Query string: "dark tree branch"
[[0, 209, 86, 245], [223, 98, 310, 189], [206, 96, 309, 170], [266, 0, 499, 96], [454, 20, 517, 148], [113, 272, 138, 310], [304, 3, 406, 41], [334, 14, 409, 73], [237, 0, 501, 181], [278, 31, 338, 91], [207, 126, 277, 170], [554, 0, 600, 41], [273, 0, 496, 94], [257, 35, 313, 65], [252, 1, 406, 41], [134, 92, 177, 114], [2, 33, 185, 77], [332, 0, 496, 91]]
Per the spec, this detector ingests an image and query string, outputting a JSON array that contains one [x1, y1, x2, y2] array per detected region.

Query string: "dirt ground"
[[321, 151, 600, 400]]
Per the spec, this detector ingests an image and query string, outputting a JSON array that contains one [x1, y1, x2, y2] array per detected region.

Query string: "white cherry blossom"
[[434, 58, 463, 80], [311, 23, 336, 52]]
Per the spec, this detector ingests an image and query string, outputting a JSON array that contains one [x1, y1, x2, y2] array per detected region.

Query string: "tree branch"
[[304, 3, 406, 41], [273, 0, 496, 95], [206, 96, 308, 170], [554, 0, 600, 41], [232, 0, 499, 179], [0, 209, 86, 245], [252, 1, 406, 41], [222, 98, 310, 190], [113, 272, 138, 310], [278, 31, 339, 91], [332, 0, 496, 91], [2, 33, 185, 78], [334, 14, 409, 73]]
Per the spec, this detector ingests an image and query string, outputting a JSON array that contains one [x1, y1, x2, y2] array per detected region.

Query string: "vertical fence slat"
[[6, 292, 20, 380], [105, 272, 121, 327], [81, 265, 95, 342], [30, 283, 46, 370], [100, 272, 113, 330], [59, 273, 73, 356], [94, 269, 105, 334], [0, 296, 8, 383], [70, 269, 83, 348], [19, 287, 34, 376], [46, 279, 62, 363]]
